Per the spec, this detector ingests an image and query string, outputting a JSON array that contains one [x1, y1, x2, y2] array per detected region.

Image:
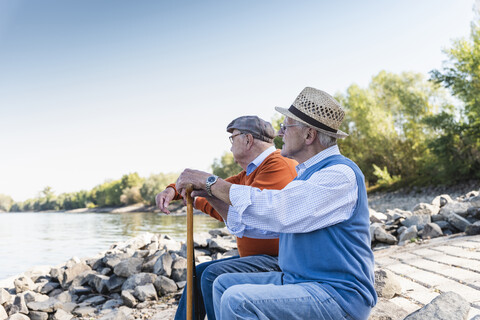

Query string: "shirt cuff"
[[225, 185, 252, 237]]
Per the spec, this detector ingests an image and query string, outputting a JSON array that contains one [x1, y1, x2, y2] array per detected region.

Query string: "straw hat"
[[275, 87, 348, 139]]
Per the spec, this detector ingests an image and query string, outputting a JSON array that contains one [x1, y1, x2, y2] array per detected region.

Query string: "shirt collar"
[[246, 146, 276, 176], [295, 145, 340, 176]]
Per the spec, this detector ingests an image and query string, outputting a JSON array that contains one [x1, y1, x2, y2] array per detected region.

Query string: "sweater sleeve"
[[194, 173, 243, 221]]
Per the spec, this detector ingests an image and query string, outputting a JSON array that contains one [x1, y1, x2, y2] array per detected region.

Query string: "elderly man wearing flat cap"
[[176, 87, 377, 320], [155, 115, 297, 320]]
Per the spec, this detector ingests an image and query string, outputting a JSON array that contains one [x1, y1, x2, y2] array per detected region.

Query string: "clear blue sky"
[[0, 0, 475, 201]]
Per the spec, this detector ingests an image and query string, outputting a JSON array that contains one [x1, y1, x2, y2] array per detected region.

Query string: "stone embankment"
[[1, 183, 479, 320], [0, 228, 238, 320]]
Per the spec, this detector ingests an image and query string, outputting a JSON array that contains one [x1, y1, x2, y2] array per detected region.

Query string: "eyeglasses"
[[229, 132, 244, 144], [278, 123, 304, 134]]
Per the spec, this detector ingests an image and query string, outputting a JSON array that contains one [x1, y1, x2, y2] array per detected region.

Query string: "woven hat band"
[[288, 105, 337, 133]]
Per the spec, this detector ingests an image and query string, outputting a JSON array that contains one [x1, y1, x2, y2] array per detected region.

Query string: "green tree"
[[429, 19, 480, 181], [337, 71, 449, 185], [140, 173, 179, 205], [0, 194, 14, 212], [212, 152, 242, 179]]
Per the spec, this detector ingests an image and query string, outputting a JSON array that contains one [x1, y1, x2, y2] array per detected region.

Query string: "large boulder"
[[121, 273, 157, 291], [403, 291, 469, 320], [170, 257, 187, 282], [133, 284, 157, 302], [13, 276, 35, 294], [398, 225, 418, 244], [421, 223, 443, 239], [445, 213, 471, 232], [439, 202, 472, 218], [402, 214, 431, 231], [153, 252, 173, 277], [154, 276, 177, 296], [374, 269, 401, 299], [113, 258, 143, 278], [412, 203, 440, 216], [372, 225, 397, 245], [465, 221, 480, 235]]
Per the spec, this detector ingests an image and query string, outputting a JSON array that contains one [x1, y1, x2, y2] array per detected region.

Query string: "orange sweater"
[[168, 150, 297, 257]]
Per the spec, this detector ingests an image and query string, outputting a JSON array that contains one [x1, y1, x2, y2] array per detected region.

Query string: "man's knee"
[[219, 285, 247, 315]]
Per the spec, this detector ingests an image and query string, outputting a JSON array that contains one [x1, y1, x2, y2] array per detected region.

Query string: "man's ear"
[[245, 133, 254, 148], [305, 128, 317, 145]]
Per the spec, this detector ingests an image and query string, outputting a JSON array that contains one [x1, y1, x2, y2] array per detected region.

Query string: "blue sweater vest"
[[278, 155, 377, 320]]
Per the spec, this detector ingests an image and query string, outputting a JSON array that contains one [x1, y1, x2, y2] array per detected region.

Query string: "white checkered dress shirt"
[[226, 145, 358, 238]]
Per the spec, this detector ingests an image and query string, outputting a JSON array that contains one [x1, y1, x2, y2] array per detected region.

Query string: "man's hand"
[[155, 187, 176, 214], [176, 169, 210, 196]]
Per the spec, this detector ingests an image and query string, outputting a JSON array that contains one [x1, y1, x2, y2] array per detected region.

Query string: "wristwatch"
[[205, 175, 219, 197]]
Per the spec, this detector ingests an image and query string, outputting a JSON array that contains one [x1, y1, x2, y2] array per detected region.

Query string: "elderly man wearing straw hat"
[[155, 115, 297, 320], [176, 87, 377, 320]]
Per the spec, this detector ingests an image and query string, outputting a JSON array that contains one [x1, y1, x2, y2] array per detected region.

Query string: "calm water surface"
[[0, 211, 224, 280]]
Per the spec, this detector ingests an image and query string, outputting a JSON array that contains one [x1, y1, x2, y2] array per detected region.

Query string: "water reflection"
[[0, 211, 224, 280]]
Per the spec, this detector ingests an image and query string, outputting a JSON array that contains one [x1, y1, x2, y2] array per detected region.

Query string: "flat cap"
[[226, 115, 275, 143]]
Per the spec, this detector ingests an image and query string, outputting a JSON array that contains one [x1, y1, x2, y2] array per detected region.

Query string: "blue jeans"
[[213, 272, 355, 320], [174, 254, 279, 320]]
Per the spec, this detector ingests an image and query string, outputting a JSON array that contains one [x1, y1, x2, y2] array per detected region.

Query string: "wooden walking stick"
[[186, 184, 194, 320]]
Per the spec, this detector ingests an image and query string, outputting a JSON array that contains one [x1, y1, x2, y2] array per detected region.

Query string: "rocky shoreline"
[[1, 181, 479, 320]]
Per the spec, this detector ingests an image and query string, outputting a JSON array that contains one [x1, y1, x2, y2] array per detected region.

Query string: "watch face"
[[207, 176, 216, 183]]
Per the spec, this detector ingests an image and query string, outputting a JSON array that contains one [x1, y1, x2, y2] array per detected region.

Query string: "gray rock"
[[101, 299, 123, 310], [13, 276, 35, 294], [133, 284, 157, 302], [103, 275, 126, 293], [133, 250, 150, 259], [171, 257, 187, 282], [439, 202, 472, 218], [158, 236, 182, 253], [432, 194, 453, 207], [193, 232, 211, 248], [387, 208, 412, 221], [58, 262, 91, 289], [153, 276, 177, 296], [84, 273, 109, 294], [208, 227, 230, 237], [113, 258, 143, 278], [412, 203, 440, 215], [396, 226, 407, 235], [374, 269, 401, 299], [207, 238, 237, 252], [57, 302, 77, 313], [373, 226, 397, 244], [98, 306, 132, 320], [0, 305, 7, 320], [369, 209, 388, 223], [368, 298, 409, 320], [72, 306, 96, 317], [103, 253, 131, 269], [421, 223, 443, 239], [53, 291, 73, 304], [82, 295, 106, 306], [445, 212, 471, 232], [120, 290, 137, 308], [0, 289, 11, 305], [12, 295, 28, 315], [69, 286, 92, 296], [398, 225, 418, 244], [402, 214, 431, 230], [403, 291, 469, 320], [27, 297, 61, 313], [121, 273, 157, 291], [153, 253, 173, 277], [433, 220, 450, 230], [467, 195, 480, 207], [39, 281, 60, 295], [6, 314, 29, 320], [465, 221, 480, 235], [28, 311, 48, 320], [176, 281, 186, 289], [52, 309, 73, 320]]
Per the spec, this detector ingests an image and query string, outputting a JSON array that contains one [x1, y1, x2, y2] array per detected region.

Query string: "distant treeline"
[[2, 20, 480, 213], [0, 172, 179, 212]]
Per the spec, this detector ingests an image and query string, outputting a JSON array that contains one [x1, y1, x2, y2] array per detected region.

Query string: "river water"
[[0, 211, 224, 280]]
